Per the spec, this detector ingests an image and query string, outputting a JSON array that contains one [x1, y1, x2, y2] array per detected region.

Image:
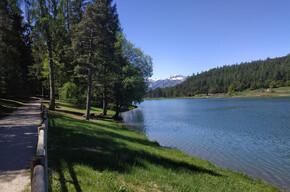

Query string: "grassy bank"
[[47, 103, 281, 191], [0, 98, 29, 118], [146, 86, 290, 100]]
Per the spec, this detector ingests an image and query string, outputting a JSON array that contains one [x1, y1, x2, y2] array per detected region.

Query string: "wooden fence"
[[30, 104, 48, 192]]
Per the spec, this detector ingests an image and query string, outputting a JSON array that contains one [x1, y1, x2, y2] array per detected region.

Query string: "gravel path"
[[0, 98, 42, 192]]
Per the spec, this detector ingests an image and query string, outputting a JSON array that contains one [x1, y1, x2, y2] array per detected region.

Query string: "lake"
[[121, 98, 290, 190]]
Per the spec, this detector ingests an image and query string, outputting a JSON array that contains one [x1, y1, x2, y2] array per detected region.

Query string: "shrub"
[[59, 82, 84, 103]]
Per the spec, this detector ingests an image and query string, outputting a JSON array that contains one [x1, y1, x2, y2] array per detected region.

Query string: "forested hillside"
[[148, 55, 290, 98], [0, 0, 152, 119]]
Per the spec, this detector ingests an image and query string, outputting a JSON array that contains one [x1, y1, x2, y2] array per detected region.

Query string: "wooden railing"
[[30, 104, 48, 192]]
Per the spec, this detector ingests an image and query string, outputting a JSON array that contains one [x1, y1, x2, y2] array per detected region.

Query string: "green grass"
[[48, 105, 281, 192], [44, 100, 116, 117], [272, 86, 290, 92], [0, 98, 29, 118], [227, 87, 290, 98]]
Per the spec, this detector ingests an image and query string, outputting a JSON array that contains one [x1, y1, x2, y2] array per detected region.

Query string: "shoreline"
[[145, 86, 290, 100], [119, 122, 287, 191], [47, 101, 284, 191], [122, 97, 289, 191]]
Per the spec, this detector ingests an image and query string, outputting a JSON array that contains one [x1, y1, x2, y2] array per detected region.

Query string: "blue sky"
[[114, 0, 290, 79]]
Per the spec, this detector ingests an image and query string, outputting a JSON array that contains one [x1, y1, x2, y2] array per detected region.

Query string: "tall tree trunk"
[[47, 35, 55, 110], [85, 29, 93, 120], [113, 82, 120, 119], [41, 0, 55, 110], [85, 65, 92, 120], [102, 66, 107, 116], [103, 85, 108, 116], [102, 93, 107, 116], [113, 103, 121, 120], [78, 0, 82, 21]]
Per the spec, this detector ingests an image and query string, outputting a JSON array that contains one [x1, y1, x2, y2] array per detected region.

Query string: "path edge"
[[30, 104, 48, 192]]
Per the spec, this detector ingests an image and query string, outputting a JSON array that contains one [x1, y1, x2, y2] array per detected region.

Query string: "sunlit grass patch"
[[44, 100, 116, 118], [272, 86, 290, 91]]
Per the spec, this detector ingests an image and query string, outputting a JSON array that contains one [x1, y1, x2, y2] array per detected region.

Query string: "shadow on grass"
[[48, 112, 222, 192], [43, 101, 84, 109], [53, 102, 114, 119], [56, 109, 85, 117], [0, 97, 33, 118], [55, 108, 115, 122]]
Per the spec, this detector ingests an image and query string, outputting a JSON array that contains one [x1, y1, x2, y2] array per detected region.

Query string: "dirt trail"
[[0, 98, 42, 192]]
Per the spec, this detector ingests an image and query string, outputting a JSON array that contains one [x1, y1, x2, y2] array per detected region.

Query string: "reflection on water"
[[122, 98, 290, 190], [122, 109, 147, 135]]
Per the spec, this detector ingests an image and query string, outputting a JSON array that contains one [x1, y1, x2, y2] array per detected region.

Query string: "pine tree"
[[0, 0, 32, 97], [94, 0, 120, 116], [31, 0, 56, 109], [72, 2, 105, 120]]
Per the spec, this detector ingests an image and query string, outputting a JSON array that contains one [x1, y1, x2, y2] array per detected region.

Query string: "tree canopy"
[[0, 0, 153, 119]]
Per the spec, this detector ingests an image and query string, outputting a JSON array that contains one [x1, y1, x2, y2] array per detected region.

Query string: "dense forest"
[[148, 55, 290, 98], [0, 0, 152, 119]]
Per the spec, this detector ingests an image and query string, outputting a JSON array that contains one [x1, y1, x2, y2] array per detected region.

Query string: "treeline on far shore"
[[147, 55, 290, 98]]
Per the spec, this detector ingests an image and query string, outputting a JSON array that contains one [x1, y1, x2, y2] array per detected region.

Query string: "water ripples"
[[122, 98, 290, 191]]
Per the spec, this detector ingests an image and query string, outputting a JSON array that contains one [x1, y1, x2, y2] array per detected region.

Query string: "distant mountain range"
[[148, 75, 187, 90]]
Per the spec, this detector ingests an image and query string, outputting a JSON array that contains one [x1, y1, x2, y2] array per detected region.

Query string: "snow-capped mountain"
[[148, 75, 186, 90]]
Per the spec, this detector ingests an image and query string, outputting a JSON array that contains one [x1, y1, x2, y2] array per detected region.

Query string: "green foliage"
[[148, 56, 290, 98], [276, 80, 284, 87], [2, 0, 151, 116], [71, 0, 122, 117], [112, 33, 153, 117], [270, 81, 277, 88], [122, 64, 147, 104], [228, 81, 242, 94], [59, 82, 79, 103], [209, 87, 217, 94]]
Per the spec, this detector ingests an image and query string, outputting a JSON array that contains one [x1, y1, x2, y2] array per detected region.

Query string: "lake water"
[[121, 98, 290, 190]]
